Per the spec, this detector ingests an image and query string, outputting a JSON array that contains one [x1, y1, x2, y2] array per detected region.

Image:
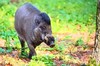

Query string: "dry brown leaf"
[[0, 38, 6, 47]]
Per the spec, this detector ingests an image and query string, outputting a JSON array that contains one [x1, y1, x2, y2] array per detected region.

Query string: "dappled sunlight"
[[0, 0, 97, 66]]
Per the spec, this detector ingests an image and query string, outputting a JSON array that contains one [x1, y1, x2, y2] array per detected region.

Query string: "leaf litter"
[[0, 32, 95, 66]]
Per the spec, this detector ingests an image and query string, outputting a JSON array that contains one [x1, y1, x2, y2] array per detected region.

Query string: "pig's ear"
[[34, 14, 41, 25], [39, 12, 51, 25]]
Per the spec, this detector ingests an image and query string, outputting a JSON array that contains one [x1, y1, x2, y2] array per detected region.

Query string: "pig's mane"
[[40, 13, 51, 25]]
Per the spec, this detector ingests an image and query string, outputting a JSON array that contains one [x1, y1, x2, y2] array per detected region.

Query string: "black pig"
[[14, 3, 55, 59]]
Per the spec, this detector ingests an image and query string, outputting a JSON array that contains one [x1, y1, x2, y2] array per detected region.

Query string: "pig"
[[14, 3, 55, 59]]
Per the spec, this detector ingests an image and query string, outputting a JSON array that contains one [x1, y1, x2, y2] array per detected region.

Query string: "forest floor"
[[0, 32, 95, 66]]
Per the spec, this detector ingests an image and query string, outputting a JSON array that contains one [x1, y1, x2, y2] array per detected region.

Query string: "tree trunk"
[[93, 0, 100, 64]]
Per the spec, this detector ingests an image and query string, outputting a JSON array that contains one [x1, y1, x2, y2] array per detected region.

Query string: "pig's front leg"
[[26, 41, 36, 59]]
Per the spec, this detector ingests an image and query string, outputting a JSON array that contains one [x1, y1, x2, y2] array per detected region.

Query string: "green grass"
[[29, 55, 55, 66], [0, 0, 97, 35]]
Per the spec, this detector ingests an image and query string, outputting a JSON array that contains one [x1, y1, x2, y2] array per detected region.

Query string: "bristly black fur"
[[40, 13, 51, 25], [15, 3, 54, 59]]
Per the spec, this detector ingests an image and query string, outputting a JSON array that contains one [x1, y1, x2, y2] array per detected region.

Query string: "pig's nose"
[[50, 41, 55, 47]]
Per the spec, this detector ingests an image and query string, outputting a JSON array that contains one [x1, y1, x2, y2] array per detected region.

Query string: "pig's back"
[[15, 3, 40, 23], [15, 3, 40, 29], [15, 3, 40, 40], [15, 3, 40, 18]]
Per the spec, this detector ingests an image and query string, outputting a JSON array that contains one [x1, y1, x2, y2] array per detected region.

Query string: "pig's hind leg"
[[18, 36, 25, 55]]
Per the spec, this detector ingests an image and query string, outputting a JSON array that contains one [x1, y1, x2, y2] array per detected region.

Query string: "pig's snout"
[[49, 41, 55, 47], [44, 35, 55, 47]]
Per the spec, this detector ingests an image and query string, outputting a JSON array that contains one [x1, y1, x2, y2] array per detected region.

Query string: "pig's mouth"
[[49, 44, 55, 48], [43, 35, 55, 48], [49, 41, 55, 48]]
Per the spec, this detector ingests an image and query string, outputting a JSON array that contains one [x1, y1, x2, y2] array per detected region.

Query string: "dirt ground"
[[0, 32, 95, 66]]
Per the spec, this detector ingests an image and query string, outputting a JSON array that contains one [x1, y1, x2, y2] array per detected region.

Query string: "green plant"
[[0, 0, 10, 7], [46, 43, 66, 53], [0, 48, 5, 53], [29, 60, 46, 66], [61, 64, 69, 66], [54, 44, 66, 52], [0, 48, 12, 53], [29, 55, 56, 66], [87, 57, 100, 66], [19, 51, 28, 58], [75, 38, 84, 46]]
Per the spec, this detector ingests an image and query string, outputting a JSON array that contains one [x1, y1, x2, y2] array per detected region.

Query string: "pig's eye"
[[40, 26, 46, 29], [35, 20, 40, 25]]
